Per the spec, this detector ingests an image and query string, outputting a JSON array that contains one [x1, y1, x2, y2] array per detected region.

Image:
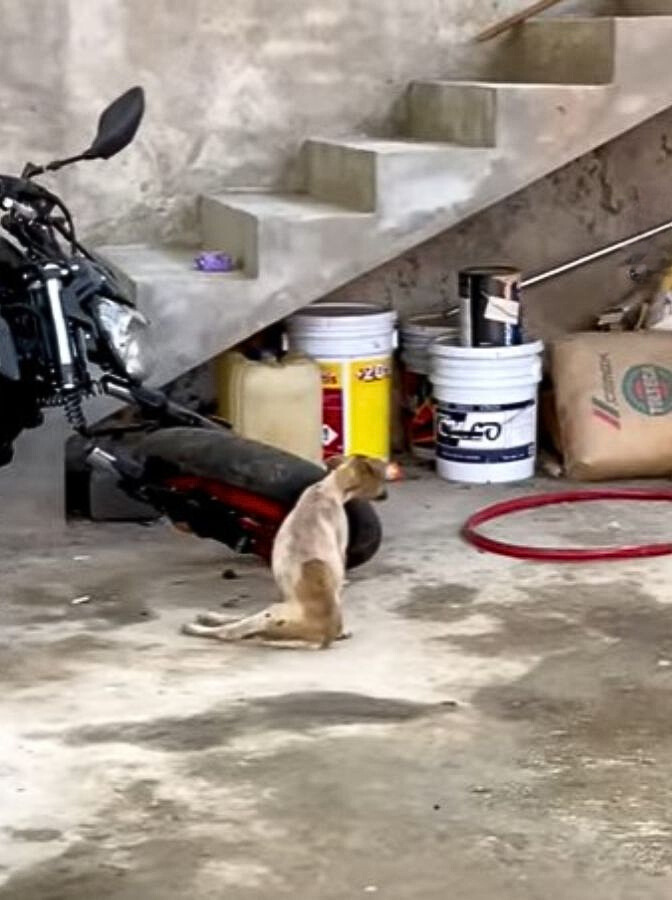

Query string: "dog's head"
[[328, 455, 388, 501]]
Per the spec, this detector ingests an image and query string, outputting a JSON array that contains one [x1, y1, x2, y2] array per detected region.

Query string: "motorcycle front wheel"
[[133, 427, 382, 570]]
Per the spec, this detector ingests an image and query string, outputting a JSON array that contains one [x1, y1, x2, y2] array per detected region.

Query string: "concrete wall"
[[330, 105, 672, 343], [0, 0, 579, 246]]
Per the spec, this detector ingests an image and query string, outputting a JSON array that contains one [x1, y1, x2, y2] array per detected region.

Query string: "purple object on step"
[[194, 251, 235, 272]]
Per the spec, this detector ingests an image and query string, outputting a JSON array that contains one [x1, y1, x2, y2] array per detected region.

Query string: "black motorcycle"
[[0, 86, 381, 568]]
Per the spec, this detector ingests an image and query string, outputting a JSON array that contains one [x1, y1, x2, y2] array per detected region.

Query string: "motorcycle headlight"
[[95, 298, 155, 382]]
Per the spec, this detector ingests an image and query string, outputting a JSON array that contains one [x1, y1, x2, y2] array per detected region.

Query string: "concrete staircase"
[[101, 8, 672, 387]]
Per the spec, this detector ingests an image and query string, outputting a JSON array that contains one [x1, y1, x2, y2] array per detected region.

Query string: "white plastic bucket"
[[400, 311, 459, 459], [287, 302, 397, 460], [430, 339, 544, 483], [400, 310, 460, 374]]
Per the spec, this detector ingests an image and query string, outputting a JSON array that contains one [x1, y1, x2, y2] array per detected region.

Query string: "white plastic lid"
[[401, 310, 459, 337], [289, 302, 397, 325]]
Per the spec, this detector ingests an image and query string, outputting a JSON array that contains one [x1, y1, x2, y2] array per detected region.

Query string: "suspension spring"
[[63, 390, 87, 433]]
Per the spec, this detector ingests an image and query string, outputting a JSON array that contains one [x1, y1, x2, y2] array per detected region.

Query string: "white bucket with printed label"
[[430, 339, 544, 483], [287, 302, 397, 461]]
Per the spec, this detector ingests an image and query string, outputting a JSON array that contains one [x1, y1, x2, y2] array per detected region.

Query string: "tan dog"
[[182, 456, 387, 648]]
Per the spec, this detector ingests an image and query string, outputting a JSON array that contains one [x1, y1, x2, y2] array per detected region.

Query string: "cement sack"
[[551, 331, 672, 480]]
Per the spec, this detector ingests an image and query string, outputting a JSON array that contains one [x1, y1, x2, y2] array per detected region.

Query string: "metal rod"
[[103, 379, 134, 403], [520, 218, 672, 289], [474, 0, 566, 43]]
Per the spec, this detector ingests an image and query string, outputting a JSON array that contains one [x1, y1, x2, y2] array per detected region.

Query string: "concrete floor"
[[2, 472, 672, 899]]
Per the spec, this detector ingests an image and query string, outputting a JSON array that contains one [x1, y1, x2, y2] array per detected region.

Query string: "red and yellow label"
[[320, 362, 344, 456], [319, 363, 342, 390], [318, 356, 391, 461]]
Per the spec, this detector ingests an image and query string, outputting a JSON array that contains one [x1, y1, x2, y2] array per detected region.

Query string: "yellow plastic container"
[[217, 352, 323, 464]]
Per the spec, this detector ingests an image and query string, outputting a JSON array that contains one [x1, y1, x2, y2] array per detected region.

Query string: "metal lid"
[[459, 266, 520, 277]]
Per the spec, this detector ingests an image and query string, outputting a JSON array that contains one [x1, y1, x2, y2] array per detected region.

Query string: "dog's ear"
[[352, 456, 386, 480], [324, 455, 345, 471], [335, 455, 387, 499], [365, 457, 386, 478]]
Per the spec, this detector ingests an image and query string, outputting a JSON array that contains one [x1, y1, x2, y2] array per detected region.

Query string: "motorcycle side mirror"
[[22, 86, 145, 178], [83, 86, 145, 160]]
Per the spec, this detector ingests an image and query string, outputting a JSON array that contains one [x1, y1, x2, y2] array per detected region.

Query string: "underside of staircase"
[[101, 5, 672, 387]]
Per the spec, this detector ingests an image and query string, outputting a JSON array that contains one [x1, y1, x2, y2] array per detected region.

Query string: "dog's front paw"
[[336, 630, 353, 641]]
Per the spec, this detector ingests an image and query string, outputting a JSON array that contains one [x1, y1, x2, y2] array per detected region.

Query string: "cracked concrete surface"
[[2, 473, 672, 898]]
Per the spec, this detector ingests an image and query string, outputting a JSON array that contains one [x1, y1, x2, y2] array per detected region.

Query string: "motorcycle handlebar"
[[0, 174, 77, 249], [0, 175, 47, 204]]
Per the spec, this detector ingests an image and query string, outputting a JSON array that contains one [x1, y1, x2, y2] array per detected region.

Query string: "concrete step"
[[409, 16, 672, 150], [305, 138, 494, 214], [99, 244, 249, 385], [200, 193, 373, 277], [556, 2, 672, 13], [453, 14, 672, 85], [617, 1, 672, 10], [606, 15, 672, 81], [448, 17, 616, 85], [406, 81, 608, 146]]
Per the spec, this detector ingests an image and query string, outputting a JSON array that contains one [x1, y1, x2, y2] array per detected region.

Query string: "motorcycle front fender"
[[0, 314, 19, 381]]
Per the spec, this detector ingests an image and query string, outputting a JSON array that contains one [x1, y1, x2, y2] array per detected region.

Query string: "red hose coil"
[[462, 488, 672, 562]]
